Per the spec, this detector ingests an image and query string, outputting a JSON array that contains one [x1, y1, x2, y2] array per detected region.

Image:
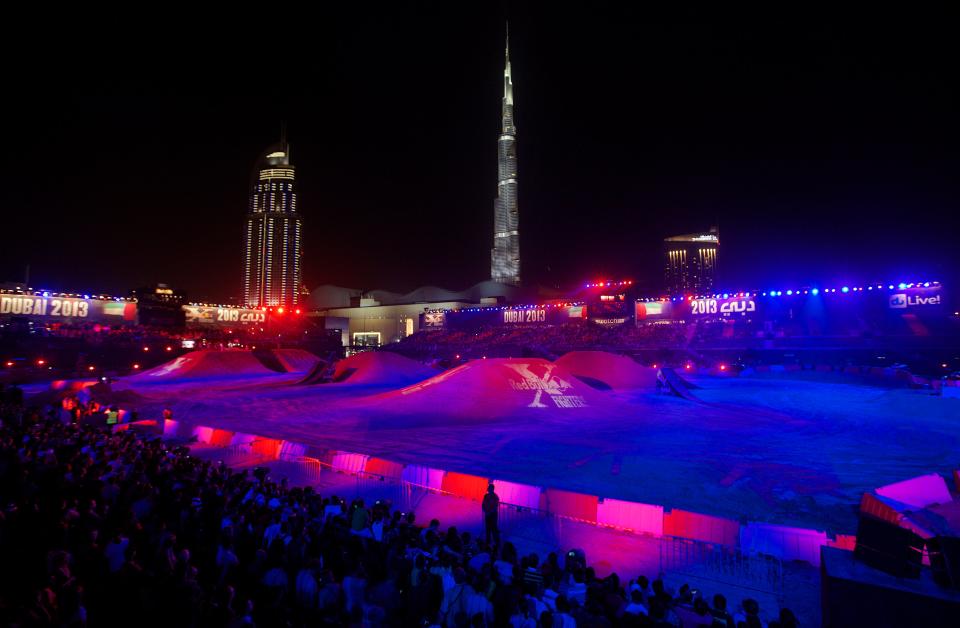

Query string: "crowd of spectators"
[[390, 309, 958, 366], [0, 394, 801, 627], [389, 322, 691, 363]]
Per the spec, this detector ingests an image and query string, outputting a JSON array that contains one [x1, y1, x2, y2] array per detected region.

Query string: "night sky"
[[2, 6, 957, 302]]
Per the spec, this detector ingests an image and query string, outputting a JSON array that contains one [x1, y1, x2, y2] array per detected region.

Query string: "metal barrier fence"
[[497, 501, 564, 552], [271, 455, 323, 485], [658, 536, 784, 604]]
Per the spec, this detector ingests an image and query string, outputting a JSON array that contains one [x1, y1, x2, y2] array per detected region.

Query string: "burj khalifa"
[[491, 26, 521, 286]]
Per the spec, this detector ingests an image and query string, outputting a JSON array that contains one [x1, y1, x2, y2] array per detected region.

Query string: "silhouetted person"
[[482, 483, 500, 546]]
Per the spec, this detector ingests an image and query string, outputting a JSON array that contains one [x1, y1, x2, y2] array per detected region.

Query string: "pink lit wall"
[[492, 479, 542, 510], [332, 451, 369, 474], [597, 498, 664, 536], [664, 509, 739, 546]]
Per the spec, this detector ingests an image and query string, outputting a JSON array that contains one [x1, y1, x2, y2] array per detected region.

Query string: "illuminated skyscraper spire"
[[243, 129, 302, 308], [491, 22, 521, 286]]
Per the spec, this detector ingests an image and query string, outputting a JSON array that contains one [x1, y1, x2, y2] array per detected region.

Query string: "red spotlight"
[[719, 364, 727, 371], [88, 365, 95, 371], [133, 363, 141, 370], [277, 307, 285, 314], [294, 308, 301, 315], [652, 363, 658, 369], [165, 346, 172, 352], [37, 359, 46, 366], [685, 364, 692, 370], [143, 346, 150, 352], [4, 361, 13, 367]]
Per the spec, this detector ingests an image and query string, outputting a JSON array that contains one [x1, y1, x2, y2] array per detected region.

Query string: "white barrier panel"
[[875, 473, 952, 509], [402, 465, 445, 490], [740, 523, 828, 566], [193, 426, 214, 444], [597, 498, 664, 536], [332, 451, 369, 475], [280, 441, 308, 459], [492, 479, 542, 510], [162, 418, 181, 438], [230, 432, 258, 446]]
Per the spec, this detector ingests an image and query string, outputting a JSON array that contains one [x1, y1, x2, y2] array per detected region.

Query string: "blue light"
[[888, 285, 894, 290], [786, 290, 793, 296], [722, 293, 728, 299], [761, 292, 767, 296], [924, 282, 930, 287], [841, 286, 849, 293], [898, 283, 907, 290], [811, 288, 819, 295], [42, 291, 49, 297]]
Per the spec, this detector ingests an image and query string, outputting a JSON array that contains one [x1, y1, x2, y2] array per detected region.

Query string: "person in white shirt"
[[623, 589, 648, 617]]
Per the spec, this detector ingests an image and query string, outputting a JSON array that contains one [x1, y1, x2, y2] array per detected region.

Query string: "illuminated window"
[[352, 332, 381, 347]]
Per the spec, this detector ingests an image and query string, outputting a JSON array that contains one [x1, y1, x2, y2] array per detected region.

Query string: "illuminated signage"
[[184, 305, 267, 326], [505, 362, 587, 409], [0, 295, 136, 323], [503, 309, 546, 324], [592, 318, 628, 326], [423, 312, 445, 327], [888, 287, 942, 309], [635, 301, 670, 321], [690, 297, 756, 316]]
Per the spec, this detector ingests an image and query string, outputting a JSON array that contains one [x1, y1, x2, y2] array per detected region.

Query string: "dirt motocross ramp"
[[555, 351, 658, 391]]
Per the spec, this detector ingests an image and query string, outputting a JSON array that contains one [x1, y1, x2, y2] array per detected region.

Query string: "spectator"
[[482, 483, 500, 546]]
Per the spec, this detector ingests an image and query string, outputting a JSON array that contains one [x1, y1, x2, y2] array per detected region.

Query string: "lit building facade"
[[664, 227, 719, 295], [243, 140, 302, 308], [491, 27, 521, 286]]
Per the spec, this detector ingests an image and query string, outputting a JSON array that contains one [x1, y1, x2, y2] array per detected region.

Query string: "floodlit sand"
[[330, 351, 439, 386], [111, 354, 960, 533], [131, 350, 279, 381], [555, 350, 658, 390]]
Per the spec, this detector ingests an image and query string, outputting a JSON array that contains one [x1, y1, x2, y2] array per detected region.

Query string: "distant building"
[[243, 135, 302, 308], [664, 227, 719, 295], [491, 26, 521, 286], [131, 283, 186, 327]]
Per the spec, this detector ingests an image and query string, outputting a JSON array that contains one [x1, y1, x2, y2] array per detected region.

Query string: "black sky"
[[2, 5, 957, 302]]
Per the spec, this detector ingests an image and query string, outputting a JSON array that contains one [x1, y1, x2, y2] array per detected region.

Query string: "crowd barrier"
[[164, 417, 856, 568], [658, 537, 784, 600]]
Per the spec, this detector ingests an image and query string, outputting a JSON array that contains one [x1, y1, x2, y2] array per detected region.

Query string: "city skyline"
[[1, 7, 957, 302]]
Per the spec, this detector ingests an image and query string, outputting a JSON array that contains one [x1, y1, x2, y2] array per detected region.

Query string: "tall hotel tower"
[[491, 26, 521, 286], [664, 227, 719, 295], [243, 136, 302, 308]]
